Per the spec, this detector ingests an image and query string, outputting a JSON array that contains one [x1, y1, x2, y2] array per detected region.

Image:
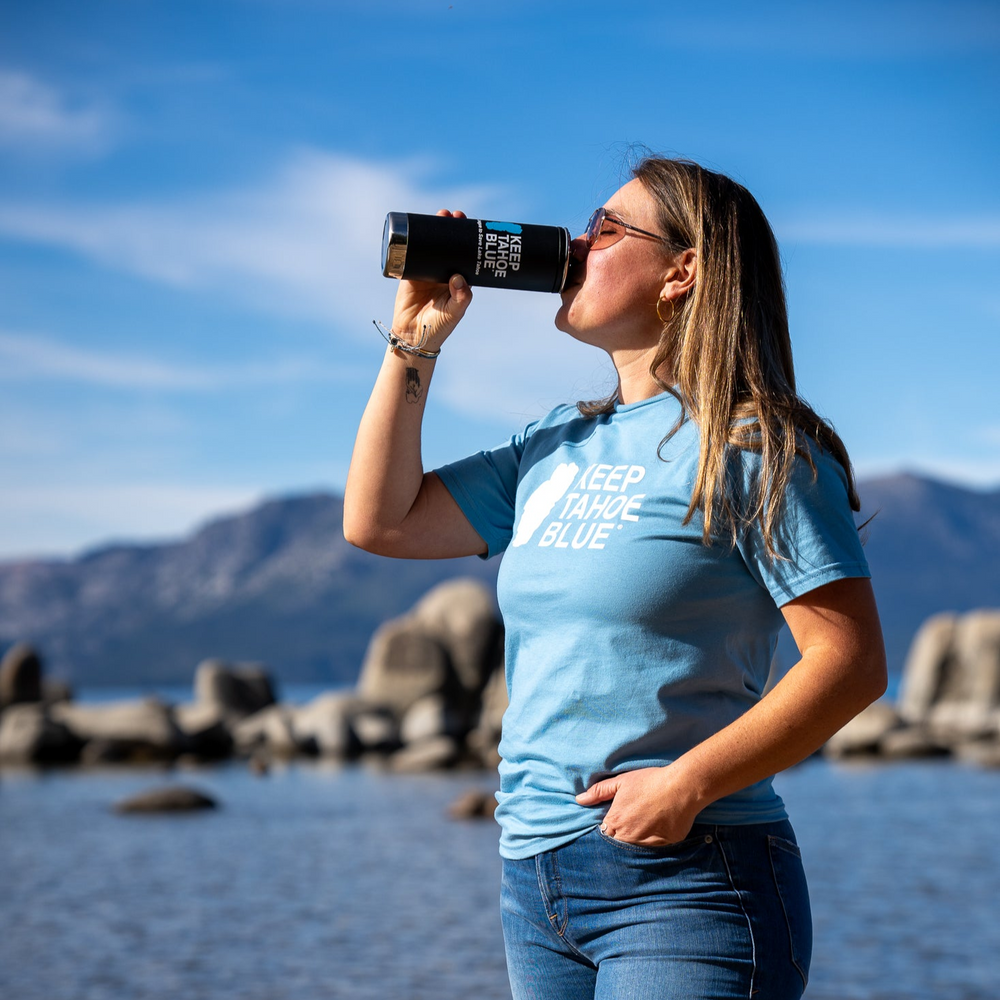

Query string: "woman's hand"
[[575, 765, 703, 847], [391, 209, 474, 350]]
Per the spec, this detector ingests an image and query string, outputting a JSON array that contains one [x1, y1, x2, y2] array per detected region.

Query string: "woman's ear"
[[660, 248, 697, 301]]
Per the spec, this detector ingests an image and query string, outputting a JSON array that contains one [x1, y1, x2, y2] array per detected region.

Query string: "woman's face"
[[554, 178, 672, 351]]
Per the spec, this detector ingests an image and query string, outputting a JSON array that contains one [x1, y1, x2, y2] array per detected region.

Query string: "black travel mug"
[[381, 212, 571, 293]]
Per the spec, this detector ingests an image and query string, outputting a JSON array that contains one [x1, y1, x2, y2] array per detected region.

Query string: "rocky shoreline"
[[3, 578, 999, 774], [825, 609, 1000, 765], [0, 578, 506, 776]]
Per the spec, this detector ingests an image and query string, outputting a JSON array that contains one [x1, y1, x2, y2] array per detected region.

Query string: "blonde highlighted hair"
[[580, 156, 860, 559]]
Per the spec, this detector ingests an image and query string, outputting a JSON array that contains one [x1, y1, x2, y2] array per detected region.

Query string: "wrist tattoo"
[[405, 366, 423, 403]]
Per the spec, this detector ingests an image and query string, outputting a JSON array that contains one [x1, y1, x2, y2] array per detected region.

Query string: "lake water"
[[2, 755, 998, 998]]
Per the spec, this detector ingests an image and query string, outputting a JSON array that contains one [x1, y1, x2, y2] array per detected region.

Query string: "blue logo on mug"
[[485, 221, 523, 235]]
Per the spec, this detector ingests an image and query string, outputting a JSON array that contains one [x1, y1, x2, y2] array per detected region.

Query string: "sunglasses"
[[584, 207, 670, 251]]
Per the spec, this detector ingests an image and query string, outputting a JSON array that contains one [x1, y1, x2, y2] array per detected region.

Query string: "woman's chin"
[[554, 303, 571, 332], [554, 288, 580, 333]]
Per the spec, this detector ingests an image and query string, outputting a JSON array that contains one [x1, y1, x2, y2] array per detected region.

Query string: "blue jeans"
[[500, 821, 811, 1000]]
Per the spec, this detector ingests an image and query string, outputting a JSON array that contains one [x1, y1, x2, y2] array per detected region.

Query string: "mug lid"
[[381, 212, 408, 278]]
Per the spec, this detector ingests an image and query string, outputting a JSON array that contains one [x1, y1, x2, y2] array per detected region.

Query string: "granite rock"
[[114, 786, 217, 813], [0, 703, 83, 763], [0, 642, 43, 709]]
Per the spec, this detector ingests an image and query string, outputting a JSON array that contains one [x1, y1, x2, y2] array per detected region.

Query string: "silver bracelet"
[[373, 320, 441, 359]]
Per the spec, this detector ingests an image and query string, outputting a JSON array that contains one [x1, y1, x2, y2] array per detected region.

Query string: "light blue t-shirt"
[[436, 392, 869, 860]]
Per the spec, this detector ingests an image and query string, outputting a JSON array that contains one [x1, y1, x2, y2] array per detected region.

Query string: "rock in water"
[[52, 698, 184, 762], [467, 664, 507, 768], [824, 701, 902, 758], [291, 692, 359, 757], [356, 578, 503, 714], [411, 578, 503, 695], [899, 609, 1000, 742], [356, 621, 450, 715], [836, 608, 1000, 763], [448, 789, 498, 820], [193, 660, 276, 720], [390, 735, 458, 772], [0, 643, 43, 709], [897, 614, 957, 724], [231, 704, 300, 757], [0, 703, 83, 764], [400, 693, 465, 744], [114, 786, 217, 814]]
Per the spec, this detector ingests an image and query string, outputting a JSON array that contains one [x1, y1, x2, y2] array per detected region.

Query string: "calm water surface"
[[1, 758, 998, 999]]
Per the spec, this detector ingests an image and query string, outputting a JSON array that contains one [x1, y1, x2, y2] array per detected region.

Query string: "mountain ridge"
[[2, 472, 997, 688]]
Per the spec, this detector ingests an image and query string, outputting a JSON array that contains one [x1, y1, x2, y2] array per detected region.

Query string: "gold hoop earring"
[[656, 297, 675, 324]]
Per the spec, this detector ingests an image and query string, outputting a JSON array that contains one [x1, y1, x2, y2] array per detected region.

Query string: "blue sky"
[[1, 0, 998, 559]]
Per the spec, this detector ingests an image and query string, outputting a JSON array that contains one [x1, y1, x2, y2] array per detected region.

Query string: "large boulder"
[[824, 700, 902, 759], [400, 693, 466, 745], [355, 578, 503, 725], [897, 614, 957, 724], [173, 702, 235, 760], [356, 620, 451, 716], [956, 740, 1000, 768], [390, 735, 459, 772], [231, 704, 301, 757], [898, 610, 1000, 741], [51, 698, 184, 762], [193, 660, 276, 720], [448, 789, 498, 820], [928, 611, 1000, 738], [879, 726, 952, 759], [411, 579, 503, 695], [351, 707, 400, 754], [869, 608, 1000, 763], [0, 643, 43, 709], [292, 692, 360, 757], [467, 664, 508, 767], [0, 703, 83, 764]]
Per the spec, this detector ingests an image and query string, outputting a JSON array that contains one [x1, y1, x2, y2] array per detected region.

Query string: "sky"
[[1, 0, 998, 560]]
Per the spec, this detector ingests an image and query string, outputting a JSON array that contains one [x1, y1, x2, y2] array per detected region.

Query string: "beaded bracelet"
[[372, 320, 441, 359]]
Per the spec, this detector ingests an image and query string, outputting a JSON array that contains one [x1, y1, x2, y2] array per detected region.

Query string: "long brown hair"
[[579, 156, 860, 559]]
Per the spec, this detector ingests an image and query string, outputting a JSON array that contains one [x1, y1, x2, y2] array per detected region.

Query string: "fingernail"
[[452, 275, 466, 289]]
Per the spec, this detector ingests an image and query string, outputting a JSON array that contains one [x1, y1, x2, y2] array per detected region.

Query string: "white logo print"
[[512, 462, 579, 547], [535, 463, 647, 551]]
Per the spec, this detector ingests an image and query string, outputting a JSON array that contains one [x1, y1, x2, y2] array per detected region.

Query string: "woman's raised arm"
[[343, 212, 487, 560]]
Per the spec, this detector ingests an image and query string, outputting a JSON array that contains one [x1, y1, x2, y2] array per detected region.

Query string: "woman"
[[344, 156, 886, 1000]]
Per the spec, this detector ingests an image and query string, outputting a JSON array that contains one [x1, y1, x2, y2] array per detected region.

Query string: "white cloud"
[[0, 149, 492, 324], [0, 149, 605, 421], [775, 213, 1000, 249], [0, 70, 115, 151], [0, 329, 363, 390]]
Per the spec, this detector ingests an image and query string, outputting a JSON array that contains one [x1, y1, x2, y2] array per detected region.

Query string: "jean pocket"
[[768, 834, 812, 990], [597, 826, 716, 857]]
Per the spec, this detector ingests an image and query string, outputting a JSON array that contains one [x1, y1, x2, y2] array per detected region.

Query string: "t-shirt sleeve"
[[434, 423, 534, 560], [735, 446, 871, 606]]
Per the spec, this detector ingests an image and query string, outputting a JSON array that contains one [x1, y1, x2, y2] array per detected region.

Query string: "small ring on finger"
[[600, 822, 609, 833]]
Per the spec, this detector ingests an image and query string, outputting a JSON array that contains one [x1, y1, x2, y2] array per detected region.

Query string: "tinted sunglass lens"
[[585, 209, 604, 248]]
